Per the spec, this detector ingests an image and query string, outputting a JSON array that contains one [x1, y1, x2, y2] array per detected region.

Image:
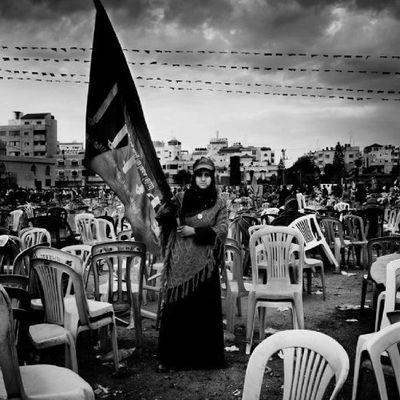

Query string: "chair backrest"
[[91, 247, 146, 311], [366, 236, 400, 270], [12, 242, 50, 276], [117, 229, 135, 241], [363, 322, 400, 400], [8, 209, 24, 233], [379, 260, 400, 330], [0, 235, 23, 274], [249, 226, 304, 287], [242, 329, 349, 400], [20, 227, 51, 248], [0, 284, 27, 398], [75, 213, 96, 244], [27, 215, 68, 248], [94, 217, 117, 242], [289, 214, 325, 252], [319, 217, 346, 249], [62, 244, 93, 290], [334, 201, 350, 212], [31, 258, 92, 329], [342, 214, 367, 242]]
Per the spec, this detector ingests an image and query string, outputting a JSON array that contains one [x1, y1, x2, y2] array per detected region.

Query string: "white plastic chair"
[[374, 260, 400, 332], [242, 329, 350, 400], [94, 217, 117, 242], [289, 214, 339, 298], [20, 227, 51, 248], [246, 226, 305, 355], [0, 284, 95, 400], [74, 213, 97, 245], [334, 201, 350, 220], [8, 209, 24, 233], [383, 209, 400, 235], [224, 241, 249, 333], [352, 321, 400, 400]]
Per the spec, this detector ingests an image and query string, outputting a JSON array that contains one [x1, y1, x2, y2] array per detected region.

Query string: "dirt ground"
[[54, 266, 398, 400]]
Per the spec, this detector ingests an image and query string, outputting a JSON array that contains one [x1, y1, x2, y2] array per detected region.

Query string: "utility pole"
[[281, 148, 287, 186]]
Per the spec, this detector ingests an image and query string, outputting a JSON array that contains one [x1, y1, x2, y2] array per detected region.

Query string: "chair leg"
[[258, 306, 266, 340], [351, 343, 363, 400], [293, 294, 304, 329], [226, 292, 238, 333], [131, 292, 143, 347], [65, 333, 78, 373], [360, 279, 367, 310], [245, 292, 256, 355], [110, 317, 119, 372], [319, 265, 326, 300]]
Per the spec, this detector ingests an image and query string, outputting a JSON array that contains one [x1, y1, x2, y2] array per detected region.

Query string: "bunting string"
[[1, 75, 399, 102], [1, 55, 400, 76], [1, 44, 400, 60], [1, 67, 399, 95]]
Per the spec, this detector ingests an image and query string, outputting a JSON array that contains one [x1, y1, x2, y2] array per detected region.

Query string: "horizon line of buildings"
[[0, 111, 398, 189]]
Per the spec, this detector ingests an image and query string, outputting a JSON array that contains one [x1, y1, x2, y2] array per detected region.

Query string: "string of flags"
[[1, 55, 400, 75], [0, 67, 399, 95], [1, 74, 399, 102], [1, 44, 400, 60]]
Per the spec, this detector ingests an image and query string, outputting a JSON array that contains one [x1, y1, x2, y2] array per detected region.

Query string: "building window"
[[58, 161, 65, 167], [24, 121, 29, 125], [45, 179, 51, 187], [36, 121, 42, 125], [71, 160, 79, 167], [24, 131, 29, 135], [31, 165, 36, 176], [58, 171, 65, 178], [24, 152, 30, 156], [45, 166, 50, 176]]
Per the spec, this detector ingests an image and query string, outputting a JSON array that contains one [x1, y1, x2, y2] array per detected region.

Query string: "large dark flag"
[[84, 0, 172, 255]]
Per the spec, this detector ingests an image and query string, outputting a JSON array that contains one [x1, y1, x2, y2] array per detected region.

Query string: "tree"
[[332, 142, 345, 183]]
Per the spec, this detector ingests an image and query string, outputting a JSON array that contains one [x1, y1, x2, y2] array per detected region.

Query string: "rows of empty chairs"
[[0, 202, 164, 398]]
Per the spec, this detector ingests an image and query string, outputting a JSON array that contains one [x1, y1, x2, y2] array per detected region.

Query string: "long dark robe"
[[157, 264, 225, 370]]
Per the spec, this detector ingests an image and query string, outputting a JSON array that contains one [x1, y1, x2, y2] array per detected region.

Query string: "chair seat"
[[29, 324, 72, 349], [19, 364, 94, 399], [251, 283, 302, 299]]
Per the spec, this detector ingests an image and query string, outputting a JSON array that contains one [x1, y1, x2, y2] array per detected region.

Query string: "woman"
[[156, 157, 228, 372]]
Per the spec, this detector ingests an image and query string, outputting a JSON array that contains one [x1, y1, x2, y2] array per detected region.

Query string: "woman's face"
[[195, 169, 212, 190]]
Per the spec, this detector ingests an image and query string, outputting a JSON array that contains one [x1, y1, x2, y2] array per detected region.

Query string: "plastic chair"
[[29, 257, 79, 372], [28, 215, 76, 249], [319, 216, 352, 269], [95, 216, 117, 241], [31, 257, 120, 373], [0, 284, 95, 400], [8, 209, 24, 234], [242, 329, 350, 400], [342, 214, 368, 269], [91, 240, 147, 347], [20, 227, 51, 248], [374, 259, 400, 332], [289, 214, 338, 299], [75, 213, 97, 245], [334, 201, 350, 220], [224, 242, 249, 333], [0, 235, 24, 274], [62, 244, 93, 291], [362, 236, 400, 311], [246, 226, 305, 355], [352, 321, 400, 400], [383, 209, 400, 235]]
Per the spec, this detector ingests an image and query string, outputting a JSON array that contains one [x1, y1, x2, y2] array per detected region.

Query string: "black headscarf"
[[181, 170, 218, 217]]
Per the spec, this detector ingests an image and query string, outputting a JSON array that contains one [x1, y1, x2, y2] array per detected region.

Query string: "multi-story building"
[[56, 142, 86, 187], [0, 111, 57, 189], [311, 144, 361, 172], [363, 143, 399, 174]]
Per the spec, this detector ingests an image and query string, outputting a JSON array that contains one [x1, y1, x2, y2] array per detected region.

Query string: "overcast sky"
[[0, 0, 399, 166]]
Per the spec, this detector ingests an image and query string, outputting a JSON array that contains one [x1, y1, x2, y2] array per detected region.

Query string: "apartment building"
[[0, 111, 57, 189], [55, 142, 86, 187]]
